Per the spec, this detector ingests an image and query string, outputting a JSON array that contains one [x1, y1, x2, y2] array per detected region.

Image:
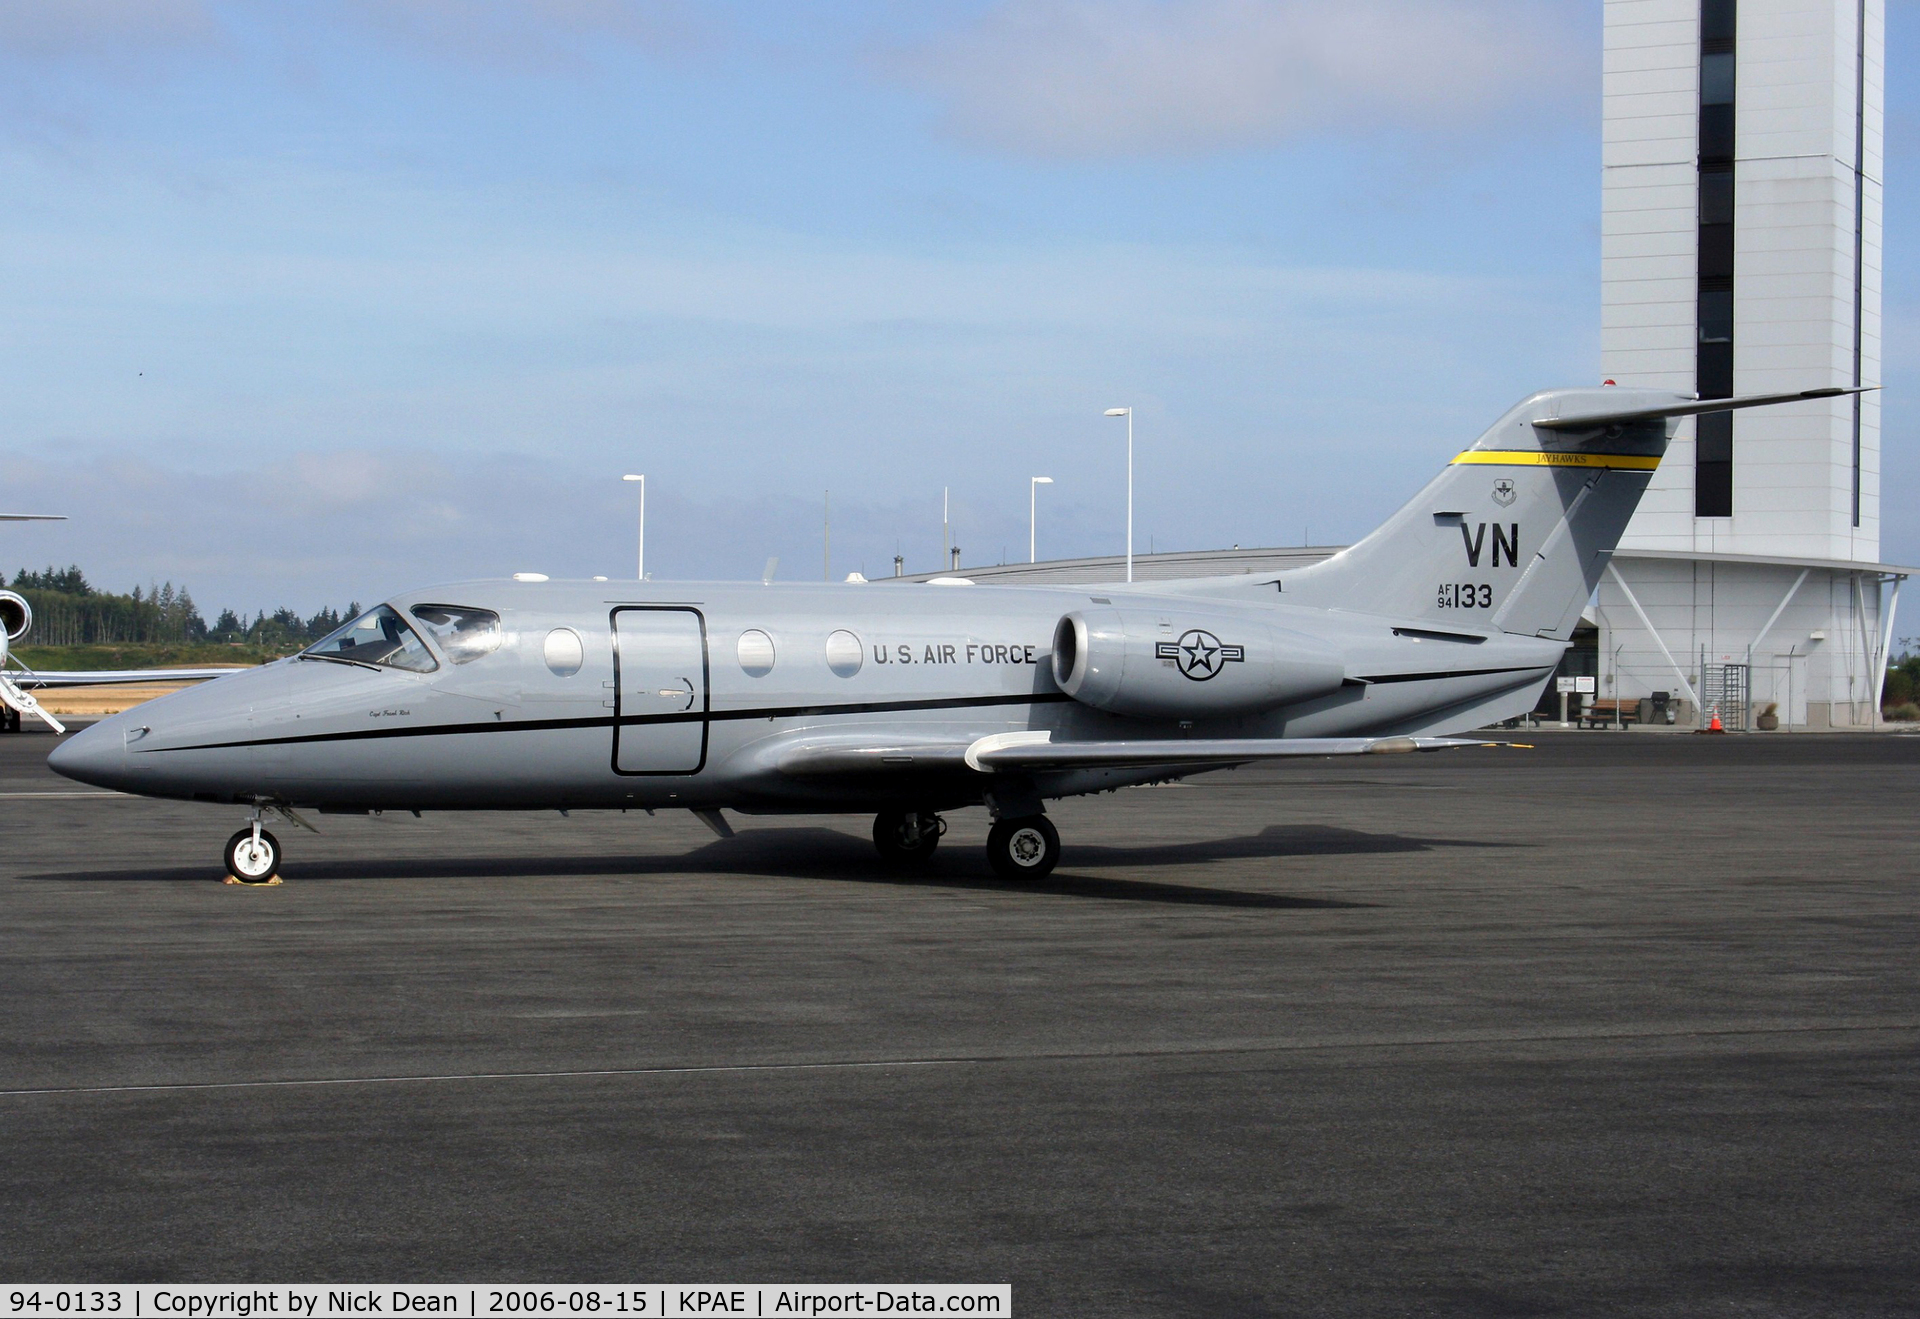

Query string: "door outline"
[[610, 606, 710, 776]]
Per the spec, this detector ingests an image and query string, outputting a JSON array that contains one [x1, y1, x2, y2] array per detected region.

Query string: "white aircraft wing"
[[773, 730, 1497, 779], [13, 667, 241, 688], [962, 731, 1492, 771]]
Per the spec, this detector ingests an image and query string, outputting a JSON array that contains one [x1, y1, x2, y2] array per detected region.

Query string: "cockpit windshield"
[[409, 604, 503, 665], [300, 605, 438, 673]]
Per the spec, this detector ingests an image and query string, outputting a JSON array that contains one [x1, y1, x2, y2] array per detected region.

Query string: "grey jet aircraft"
[[49, 385, 1859, 882]]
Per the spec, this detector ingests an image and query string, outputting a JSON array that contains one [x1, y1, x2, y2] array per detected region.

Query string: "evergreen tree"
[[13, 565, 92, 595]]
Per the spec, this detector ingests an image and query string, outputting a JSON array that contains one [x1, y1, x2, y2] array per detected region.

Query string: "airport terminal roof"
[[888, 546, 1340, 585]]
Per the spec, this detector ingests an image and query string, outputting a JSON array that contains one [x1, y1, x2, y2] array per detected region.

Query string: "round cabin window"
[[738, 629, 776, 677], [825, 629, 863, 678], [543, 627, 584, 677]]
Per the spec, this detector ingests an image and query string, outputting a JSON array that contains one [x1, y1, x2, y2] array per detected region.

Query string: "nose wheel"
[[987, 815, 1059, 880], [224, 825, 282, 886], [873, 809, 945, 865]]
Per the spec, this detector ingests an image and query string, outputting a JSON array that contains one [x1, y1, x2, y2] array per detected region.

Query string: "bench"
[[1579, 699, 1639, 729], [1496, 712, 1548, 729]]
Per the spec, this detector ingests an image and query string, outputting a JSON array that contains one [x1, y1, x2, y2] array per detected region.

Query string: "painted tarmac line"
[[6, 1017, 1914, 1100], [0, 790, 129, 798]]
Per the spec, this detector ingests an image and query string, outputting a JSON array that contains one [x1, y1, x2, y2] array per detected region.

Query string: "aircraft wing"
[[12, 667, 241, 688], [773, 730, 1495, 779], [962, 731, 1489, 771]]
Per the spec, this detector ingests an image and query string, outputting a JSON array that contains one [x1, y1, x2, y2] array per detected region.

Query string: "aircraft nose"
[[46, 720, 129, 790]]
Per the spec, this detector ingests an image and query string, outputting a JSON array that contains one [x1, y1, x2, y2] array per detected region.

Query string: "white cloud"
[[897, 0, 1586, 158]]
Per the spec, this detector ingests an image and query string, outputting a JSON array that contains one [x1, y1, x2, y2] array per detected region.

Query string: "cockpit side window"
[[301, 605, 438, 673], [409, 604, 503, 665]]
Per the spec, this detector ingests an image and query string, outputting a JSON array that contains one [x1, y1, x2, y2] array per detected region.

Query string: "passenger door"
[[612, 607, 708, 774]]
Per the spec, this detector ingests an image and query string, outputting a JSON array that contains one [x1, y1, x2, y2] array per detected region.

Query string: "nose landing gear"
[[223, 820, 282, 886], [221, 803, 315, 884]]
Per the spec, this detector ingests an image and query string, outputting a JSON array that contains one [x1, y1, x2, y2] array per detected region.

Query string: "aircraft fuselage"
[[57, 578, 1561, 815]]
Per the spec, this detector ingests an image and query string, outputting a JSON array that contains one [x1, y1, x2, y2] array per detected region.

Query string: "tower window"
[[1696, 0, 1736, 519]]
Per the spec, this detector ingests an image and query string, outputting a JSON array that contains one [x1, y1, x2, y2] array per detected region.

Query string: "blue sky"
[[0, 1, 1910, 619]]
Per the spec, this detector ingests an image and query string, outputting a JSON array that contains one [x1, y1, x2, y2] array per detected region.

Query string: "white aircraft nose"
[[46, 720, 128, 790]]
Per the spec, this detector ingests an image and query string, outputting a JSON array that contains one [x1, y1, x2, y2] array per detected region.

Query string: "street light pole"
[[1104, 408, 1132, 582], [1029, 476, 1053, 563], [622, 474, 645, 580]]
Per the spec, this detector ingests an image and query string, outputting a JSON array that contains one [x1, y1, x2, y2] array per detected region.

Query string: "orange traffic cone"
[[1707, 713, 1724, 733]]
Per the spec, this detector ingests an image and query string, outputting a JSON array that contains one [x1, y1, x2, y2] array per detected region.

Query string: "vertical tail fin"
[[1282, 389, 1672, 639], [1279, 386, 1865, 640]]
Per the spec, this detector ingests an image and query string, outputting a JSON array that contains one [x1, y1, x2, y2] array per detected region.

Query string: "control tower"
[[1598, 0, 1902, 726]]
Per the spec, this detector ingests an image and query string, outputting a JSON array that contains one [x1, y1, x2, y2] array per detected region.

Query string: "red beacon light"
[[1602, 379, 1617, 386]]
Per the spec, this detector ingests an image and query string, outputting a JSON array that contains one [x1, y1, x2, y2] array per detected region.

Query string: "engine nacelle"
[[0, 591, 30, 643], [1051, 606, 1346, 720]]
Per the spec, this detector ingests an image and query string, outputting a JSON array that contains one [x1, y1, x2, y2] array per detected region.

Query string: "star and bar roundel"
[[1155, 629, 1246, 681]]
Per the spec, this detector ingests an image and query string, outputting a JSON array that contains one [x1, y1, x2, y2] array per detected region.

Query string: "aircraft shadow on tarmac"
[[27, 823, 1523, 909]]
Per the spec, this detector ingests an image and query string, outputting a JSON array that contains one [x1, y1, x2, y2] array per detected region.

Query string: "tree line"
[[9, 566, 358, 650]]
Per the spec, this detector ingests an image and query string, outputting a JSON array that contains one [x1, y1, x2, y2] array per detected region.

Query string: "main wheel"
[[987, 815, 1059, 880], [873, 810, 944, 864], [224, 828, 281, 884]]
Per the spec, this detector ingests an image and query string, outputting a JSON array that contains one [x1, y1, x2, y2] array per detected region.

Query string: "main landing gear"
[[873, 809, 945, 865], [872, 806, 1060, 880], [986, 815, 1060, 880]]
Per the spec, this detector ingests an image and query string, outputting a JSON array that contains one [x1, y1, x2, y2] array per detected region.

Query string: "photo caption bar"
[[0, 1288, 1010, 1319]]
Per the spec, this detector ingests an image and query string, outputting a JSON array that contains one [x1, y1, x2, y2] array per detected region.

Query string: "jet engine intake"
[[0, 591, 31, 643], [1051, 607, 1345, 719]]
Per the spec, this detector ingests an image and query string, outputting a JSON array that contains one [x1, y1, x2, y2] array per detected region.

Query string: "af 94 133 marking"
[[1436, 582, 1493, 609]]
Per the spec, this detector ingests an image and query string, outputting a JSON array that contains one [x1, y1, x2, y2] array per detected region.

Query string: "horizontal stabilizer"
[[1532, 386, 1871, 432]]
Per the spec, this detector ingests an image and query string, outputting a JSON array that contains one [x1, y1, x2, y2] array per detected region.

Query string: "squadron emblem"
[[1155, 629, 1246, 681], [1492, 479, 1517, 507]]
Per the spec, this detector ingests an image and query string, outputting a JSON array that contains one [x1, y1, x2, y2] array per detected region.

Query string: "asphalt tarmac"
[[2, 728, 1916, 1315]]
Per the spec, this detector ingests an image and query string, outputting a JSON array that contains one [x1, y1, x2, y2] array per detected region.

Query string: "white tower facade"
[[1597, 0, 1901, 728]]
